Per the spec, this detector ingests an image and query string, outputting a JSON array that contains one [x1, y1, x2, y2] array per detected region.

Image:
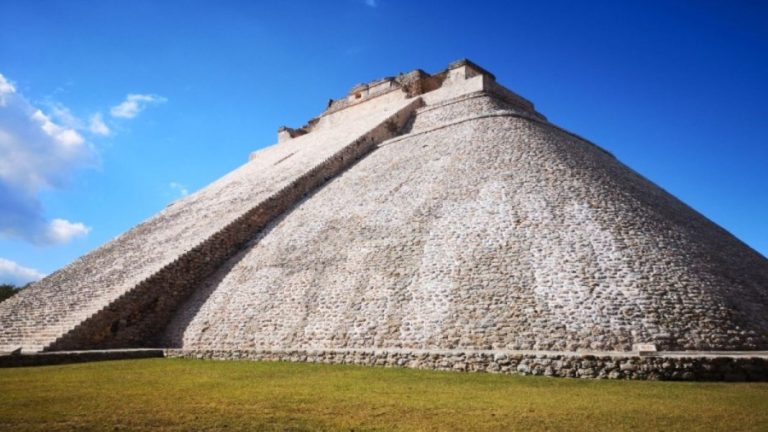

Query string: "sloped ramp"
[[0, 95, 422, 353]]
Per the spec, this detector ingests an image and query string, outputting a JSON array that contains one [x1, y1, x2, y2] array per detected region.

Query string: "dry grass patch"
[[1, 358, 767, 431]]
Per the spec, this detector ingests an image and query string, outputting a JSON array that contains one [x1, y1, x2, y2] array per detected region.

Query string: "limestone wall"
[[407, 91, 527, 133], [317, 89, 410, 131], [0, 94, 422, 352], [421, 74, 486, 106], [165, 349, 768, 381], [0, 349, 163, 368], [165, 93, 768, 353]]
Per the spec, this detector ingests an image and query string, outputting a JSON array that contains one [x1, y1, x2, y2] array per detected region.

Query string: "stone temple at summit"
[[1, 59, 767, 379]]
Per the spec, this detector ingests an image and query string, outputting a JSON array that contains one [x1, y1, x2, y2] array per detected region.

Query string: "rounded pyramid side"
[[165, 93, 768, 352]]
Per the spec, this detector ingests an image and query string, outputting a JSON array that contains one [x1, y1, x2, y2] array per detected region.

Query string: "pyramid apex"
[[270, 59, 544, 145], [447, 58, 496, 80]]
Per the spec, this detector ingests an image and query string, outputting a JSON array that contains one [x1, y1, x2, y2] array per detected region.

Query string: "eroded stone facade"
[[164, 93, 768, 353], [1, 59, 767, 380], [0, 90, 423, 352], [165, 349, 768, 381]]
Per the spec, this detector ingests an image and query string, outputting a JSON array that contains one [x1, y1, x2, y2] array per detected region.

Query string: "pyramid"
[[1, 60, 767, 378]]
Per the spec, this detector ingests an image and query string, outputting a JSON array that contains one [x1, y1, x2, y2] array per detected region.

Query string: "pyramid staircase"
[[0, 97, 423, 353]]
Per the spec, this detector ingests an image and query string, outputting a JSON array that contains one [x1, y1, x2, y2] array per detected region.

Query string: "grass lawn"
[[1, 358, 767, 431]]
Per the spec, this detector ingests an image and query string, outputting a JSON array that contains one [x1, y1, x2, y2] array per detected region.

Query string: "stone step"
[[36, 97, 425, 353]]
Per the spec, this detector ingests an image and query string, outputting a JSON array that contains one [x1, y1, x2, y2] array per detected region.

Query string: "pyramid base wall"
[[164, 348, 768, 381], [0, 349, 164, 368]]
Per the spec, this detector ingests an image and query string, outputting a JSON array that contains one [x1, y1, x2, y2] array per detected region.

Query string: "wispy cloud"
[[0, 257, 45, 285], [110, 94, 166, 119], [47, 103, 84, 130], [42, 218, 91, 244], [0, 71, 93, 245], [0, 74, 16, 105], [169, 181, 189, 197], [89, 113, 110, 136], [364, 0, 377, 7], [30, 109, 85, 149]]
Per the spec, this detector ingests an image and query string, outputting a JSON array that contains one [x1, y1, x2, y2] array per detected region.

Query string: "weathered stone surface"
[[166, 92, 768, 353], [0, 91, 423, 353], [1, 59, 766, 380], [164, 349, 768, 381]]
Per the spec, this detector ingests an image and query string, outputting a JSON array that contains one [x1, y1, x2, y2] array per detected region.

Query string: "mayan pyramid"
[[2, 59, 767, 363]]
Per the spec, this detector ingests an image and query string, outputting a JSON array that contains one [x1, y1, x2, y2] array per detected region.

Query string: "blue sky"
[[0, 0, 766, 284]]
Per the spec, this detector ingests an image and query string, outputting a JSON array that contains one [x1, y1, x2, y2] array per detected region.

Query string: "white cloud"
[[0, 257, 45, 285], [0, 71, 93, 245], [89, 113, 110, 136], [40, 218, 91, 245], [110, 94, 166, 119], [31, 109, 85, 150], [48, 103, 84, 130], [169, 181, 189, 197], [0, 73, 16, 106], [364, 0, 377, 7], [0, 74, 14, 94]]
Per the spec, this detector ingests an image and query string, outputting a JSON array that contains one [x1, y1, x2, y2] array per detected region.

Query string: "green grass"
[[1, 359, 767, 431]]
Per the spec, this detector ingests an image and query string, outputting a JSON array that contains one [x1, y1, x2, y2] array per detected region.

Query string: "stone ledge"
[[0, 348, 164, 368], [382, 90, 615, 161], [164, 348, 768, 381]]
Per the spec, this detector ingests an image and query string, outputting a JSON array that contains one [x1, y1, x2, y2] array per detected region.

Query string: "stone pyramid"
[[1, 60, 767, 371]]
